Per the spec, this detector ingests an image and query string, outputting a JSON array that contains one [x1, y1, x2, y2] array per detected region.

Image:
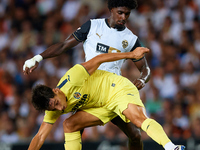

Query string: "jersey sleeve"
[[57, 64, 90, 88], [43, 110, 62, 124], [72, 20, 91, 42], [130, 38, 144, 62]]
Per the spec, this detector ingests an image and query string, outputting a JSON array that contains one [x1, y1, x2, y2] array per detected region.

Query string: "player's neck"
[[106, 18, 125, 31], [107, 18, 115, 28]]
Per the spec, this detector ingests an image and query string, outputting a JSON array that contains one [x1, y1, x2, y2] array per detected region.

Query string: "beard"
[[114, 24, 125, 31]]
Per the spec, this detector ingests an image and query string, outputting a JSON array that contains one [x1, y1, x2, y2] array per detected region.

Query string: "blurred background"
[[0, 0, 200, 149]]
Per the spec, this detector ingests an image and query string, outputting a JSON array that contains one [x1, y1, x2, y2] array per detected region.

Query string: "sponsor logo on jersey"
[[96, 33, 102, 39], [127, 93, 134, 96], [97, 43, 109, 53], [96, 43, 121, 53], [72, 94, 90, 114], [108, 47, 121, 53], [122, 40, 128, 49], [73, 92, 81, 99]]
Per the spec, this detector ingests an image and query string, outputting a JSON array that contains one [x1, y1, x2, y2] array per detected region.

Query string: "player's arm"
[[23, 20, 91, 75], [82, 47, 149, 75], [28, 122, 53, 150], [23, 35, 79, 75], [133, 57, 151, 90], [130, 39, 151, 90], [41, 35, 79, 59]]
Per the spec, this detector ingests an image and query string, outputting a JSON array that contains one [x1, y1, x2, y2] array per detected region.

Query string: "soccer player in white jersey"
[[23, 0, 150, 149], [26, 47, 185, 150]]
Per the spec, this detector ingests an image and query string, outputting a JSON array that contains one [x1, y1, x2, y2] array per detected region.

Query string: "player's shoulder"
[[125, 27, 138, 37], [89, 18, 106, 30], [90, 18, 105, 25], [123, 28, 138, 43], [90, 18, 105, 22]]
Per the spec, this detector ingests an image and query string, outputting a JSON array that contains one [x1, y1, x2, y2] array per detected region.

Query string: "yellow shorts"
[[83, 108, 117, 125], [83, 77, 144, 125]]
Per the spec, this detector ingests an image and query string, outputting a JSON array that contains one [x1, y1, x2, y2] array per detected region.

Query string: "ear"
[[110, 8, 114, 13], [53, 88, 61, 93], [52, 88, 58, 93]]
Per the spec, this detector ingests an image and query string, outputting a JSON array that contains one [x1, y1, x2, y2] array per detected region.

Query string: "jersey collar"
[[105, 19, 126, 31]]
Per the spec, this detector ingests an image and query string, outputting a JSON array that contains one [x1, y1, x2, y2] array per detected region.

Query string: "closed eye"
[[55, 99, 59, 105], [54, 100, 56, 106]]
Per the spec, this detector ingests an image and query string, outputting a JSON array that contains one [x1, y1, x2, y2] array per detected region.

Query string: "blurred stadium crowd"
[[0, 0, 200, 146]]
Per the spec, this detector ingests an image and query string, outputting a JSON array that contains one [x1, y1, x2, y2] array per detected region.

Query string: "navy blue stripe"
[[132, 56, 144, 62], [57, 79, 68, 89], [44, 121, 54, 125]]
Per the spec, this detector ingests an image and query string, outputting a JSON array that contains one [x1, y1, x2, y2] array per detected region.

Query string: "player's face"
[[48, 88, 67, 111], [110, 7, 131, 28]]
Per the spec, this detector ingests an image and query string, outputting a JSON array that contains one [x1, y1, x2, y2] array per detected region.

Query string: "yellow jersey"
[[43, 64, 144, 124]]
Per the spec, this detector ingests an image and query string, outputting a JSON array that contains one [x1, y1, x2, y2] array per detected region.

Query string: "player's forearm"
[[89, 47, 149, 68], [40, 35, 79, 59], [28, 122, 53, 150], [82, 52, 130, 75], [135, 58, 151, 83], [82, 47, 149, 75], [139, 66, 151, 83], [97, 52, 131, 64], [28, 134, 45, 150], [40, 42, 67, 59]]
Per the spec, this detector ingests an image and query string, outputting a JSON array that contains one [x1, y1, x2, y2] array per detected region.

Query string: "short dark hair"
[[107, 0, 138, 10], [32, 84, 55, 111]]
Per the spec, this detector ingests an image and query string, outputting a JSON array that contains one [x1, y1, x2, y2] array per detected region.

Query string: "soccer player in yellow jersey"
[[26, 47, 185, 150]]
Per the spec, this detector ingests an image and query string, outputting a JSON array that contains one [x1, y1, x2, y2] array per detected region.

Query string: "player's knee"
[[132, 117, 148, 128], [63, 119, 74, 133], [131, 112, 148, 128]]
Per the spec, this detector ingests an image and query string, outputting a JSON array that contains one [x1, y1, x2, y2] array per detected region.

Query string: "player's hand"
[[133, 78, 145, 90], [130, 47, 149, 60], [23, 55, 43, 75]]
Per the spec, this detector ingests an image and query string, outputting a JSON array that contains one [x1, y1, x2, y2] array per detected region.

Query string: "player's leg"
[[111, 116, 143, 150], [63, 110, 103, 150], [122, 103, 185, 150]]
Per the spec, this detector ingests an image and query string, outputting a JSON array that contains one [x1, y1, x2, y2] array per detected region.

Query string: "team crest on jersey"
[[74, 92, 81, 99], [122, 40, 128, 49]]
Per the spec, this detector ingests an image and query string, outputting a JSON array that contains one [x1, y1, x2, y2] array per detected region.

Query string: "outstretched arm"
[[40, 35, 79, 59], [28, 122, 53, 150], [23, 35, 79, 75], [81, 47, 149, 75]]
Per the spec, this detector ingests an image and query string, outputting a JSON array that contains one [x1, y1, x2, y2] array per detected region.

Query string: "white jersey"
[[73, 18, 141, 75]]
